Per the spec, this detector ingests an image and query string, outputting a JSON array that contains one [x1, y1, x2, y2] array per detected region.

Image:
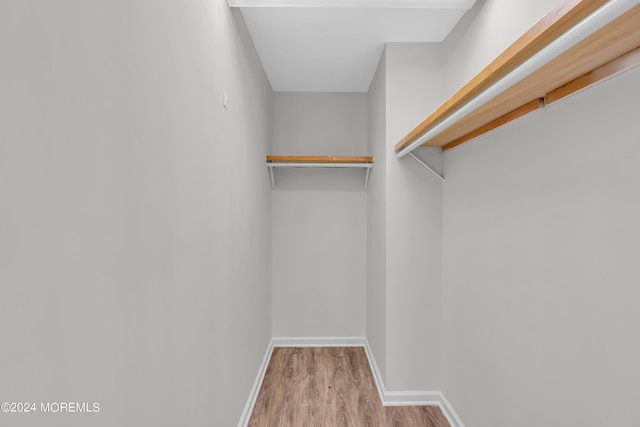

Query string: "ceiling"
[[231, 0, 476, 92]]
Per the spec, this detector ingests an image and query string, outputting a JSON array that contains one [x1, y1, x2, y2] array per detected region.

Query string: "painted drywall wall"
[[271, 93, 367, 337], [0, 1, 272, 426], [442, 62, 640, 427], [366, 44, 445, 391], [384, 44, 446, 391], [366, 50, 388, 382]]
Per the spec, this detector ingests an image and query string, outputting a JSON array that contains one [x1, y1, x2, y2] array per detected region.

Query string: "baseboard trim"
[[439, 391, 466, 427], [361, 339, 465, 427], [237, 338, 274, 427], [361, 339, 438, 402], [272, 336, 366, 347], [239, 337, 465, 427]]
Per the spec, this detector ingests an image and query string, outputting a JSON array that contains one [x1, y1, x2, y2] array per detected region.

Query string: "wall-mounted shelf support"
[[266, 156, 374, 189], [407, 153, 444, 181]]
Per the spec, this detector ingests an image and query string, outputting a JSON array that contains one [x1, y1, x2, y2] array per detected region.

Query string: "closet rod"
[[396, 0, 639, 159]]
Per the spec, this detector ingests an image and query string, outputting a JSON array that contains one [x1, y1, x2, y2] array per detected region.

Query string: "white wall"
[[366, 44, 445, 391], [366, 50, 388, 381], [367, 2, 640, 424], [439, 2, 640, 425], [384, 44, 446, 391], [0, 1, 272, 426], [442, 57, 640, 427], [271, 93, 367, 337]]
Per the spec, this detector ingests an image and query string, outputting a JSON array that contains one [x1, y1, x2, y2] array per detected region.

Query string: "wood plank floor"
[[248, 347, 450, 427]]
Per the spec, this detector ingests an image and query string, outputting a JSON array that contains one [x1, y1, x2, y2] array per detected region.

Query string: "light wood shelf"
[[267, 155, 373, 164], [266, 155, 374, 189], [395, 0, 640, 154]]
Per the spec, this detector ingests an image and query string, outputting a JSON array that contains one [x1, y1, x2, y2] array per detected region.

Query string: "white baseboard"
[[272, 336, 366, 347], [239, 337, 465, 427], [237, 339, 274, 427], [362, 339, 465, 427], [362, 339, 441, 405], [438, 391, 467, 427]]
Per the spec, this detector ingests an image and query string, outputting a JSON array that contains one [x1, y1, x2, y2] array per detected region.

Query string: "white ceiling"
[[231, 0, 475, 92]]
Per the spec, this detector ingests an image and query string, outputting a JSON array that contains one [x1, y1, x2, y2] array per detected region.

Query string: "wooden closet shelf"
[[395, 0, 640, 155], [267, 155, 373, 164], [266, 155, 374, 190]]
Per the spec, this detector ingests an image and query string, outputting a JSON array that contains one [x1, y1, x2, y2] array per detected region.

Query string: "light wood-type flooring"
[[248, 347, 450, 427]]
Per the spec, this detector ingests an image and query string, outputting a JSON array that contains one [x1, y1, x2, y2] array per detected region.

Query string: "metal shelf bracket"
[[408, 152, 444, 181], [267, 161, 374, 190]]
